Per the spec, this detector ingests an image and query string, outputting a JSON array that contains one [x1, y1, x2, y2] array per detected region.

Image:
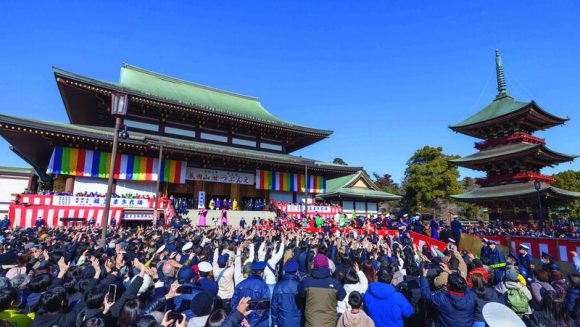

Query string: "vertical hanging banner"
[[255, 170, 325, 193], [47, 146, 187, 184]]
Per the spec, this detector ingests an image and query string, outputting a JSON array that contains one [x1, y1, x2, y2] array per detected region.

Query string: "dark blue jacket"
[[196, 277, 218, 300], [231, 274, 271, 327], [0, 219, 10, 229], [420, 277, 475, 327], [272, 274, 302, 327], [364, 282, 413, 327]]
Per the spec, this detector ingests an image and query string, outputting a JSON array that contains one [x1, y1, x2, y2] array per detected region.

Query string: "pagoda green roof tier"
[[449, 96, 569, 139], [0, 114, 359, 177], [452, 182, 580, 202], [450, 143, 578, 170], [318, 171, 401, 201], [53, 65, 332, 136]]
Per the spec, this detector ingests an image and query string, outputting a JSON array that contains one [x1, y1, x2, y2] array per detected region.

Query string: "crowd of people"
[[463, 219, 580, 239], [1, 214, 579, 327]]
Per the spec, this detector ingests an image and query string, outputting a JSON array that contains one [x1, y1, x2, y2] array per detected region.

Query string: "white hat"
[[519, 244, 529, 250], [448, 238, 456, 244], [182, 242, 193, 252], [483, 303, 526, 327], [198, 261, 212, 273], [156, 245, 166, 254], [403, 214, 408, 218]]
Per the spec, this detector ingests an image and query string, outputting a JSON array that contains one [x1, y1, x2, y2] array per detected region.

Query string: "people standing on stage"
[[430, 217, 439, 240], [110, 216, 117, 228], [228, 198, 233, 210], [209, 198, 215, 210], [216, 198, 222, 210], [0, 215, 10, 230], [199, 207, 208, 226], [222, 207, 228, 225], [451, 215, 462, 246], [233, 198, 238, 210], [35, 216, 44, 228]]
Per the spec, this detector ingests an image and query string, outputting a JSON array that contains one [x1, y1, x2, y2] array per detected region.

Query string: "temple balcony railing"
[[476, 172, 555, 186], [474, 132, 545, 150]]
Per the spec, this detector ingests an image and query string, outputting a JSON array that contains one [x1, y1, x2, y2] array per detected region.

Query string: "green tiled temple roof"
[[53, 65, 332, 135], [450, 96, 532, 128], [450, 143, 578, 164], [0, 166, 34, 175], [0, 114, 358, 172], [452, 182, 580, 201], [320, 171, 401, 201]]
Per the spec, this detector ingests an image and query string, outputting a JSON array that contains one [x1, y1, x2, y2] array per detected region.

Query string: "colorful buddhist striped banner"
[[47, 146, 186, 184], [255, 169, 325, 193]]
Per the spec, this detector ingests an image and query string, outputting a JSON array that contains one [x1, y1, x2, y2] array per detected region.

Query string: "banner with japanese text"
[[186, 168, 255, 185]]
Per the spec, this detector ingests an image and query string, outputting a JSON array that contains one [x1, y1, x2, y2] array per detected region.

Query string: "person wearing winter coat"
[[469, 273, 499, 327], [230, 262, 271, 327], [530, 270, 555, 310], [495, 268, 533, 316], [337, 263, 368, 314], [420, 270, 475, 327], [271, 259, 302, 327], [364, 266, 413, 327], [566, 273, 580, 313], [337, 291, 374, 327], [298, 254, 346, 327]]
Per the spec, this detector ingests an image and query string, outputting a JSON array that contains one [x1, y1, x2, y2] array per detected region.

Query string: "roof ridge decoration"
[[121, 64, 260, 101], [495, 49, 511, 100]]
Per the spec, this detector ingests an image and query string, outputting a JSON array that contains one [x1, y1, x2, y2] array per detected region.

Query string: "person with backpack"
[[495, 268, 532, 316], [529, 270, 555, 310]]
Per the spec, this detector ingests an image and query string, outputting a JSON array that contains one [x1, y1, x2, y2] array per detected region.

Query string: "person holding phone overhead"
[[230, 261, 271, 327]]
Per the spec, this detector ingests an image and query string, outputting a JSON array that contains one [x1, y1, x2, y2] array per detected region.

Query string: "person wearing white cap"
[[197, 261, 218, 299], [517, 244, 533, 281], [451, 215, 462, 247]]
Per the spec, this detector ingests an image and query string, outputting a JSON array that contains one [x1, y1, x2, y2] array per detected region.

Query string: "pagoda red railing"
[[474, 132, 545, 150], [476, 172, 555, 186]]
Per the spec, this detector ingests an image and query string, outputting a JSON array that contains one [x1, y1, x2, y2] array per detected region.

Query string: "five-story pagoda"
[[449, 50, 580, 221]]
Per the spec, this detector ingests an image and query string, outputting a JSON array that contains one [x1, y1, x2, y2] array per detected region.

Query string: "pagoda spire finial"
[[495, 49, 510, 99]]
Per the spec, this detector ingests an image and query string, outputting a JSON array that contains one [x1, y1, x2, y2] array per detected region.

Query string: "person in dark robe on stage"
[[430, 217, 439, 240], [216, 198, 221, 210], [451, 215, 463, 247]]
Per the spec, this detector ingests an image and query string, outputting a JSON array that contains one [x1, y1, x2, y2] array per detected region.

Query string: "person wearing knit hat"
[[299, 254, 346, 327], [271, 259, 302, 327], [494, 268, 533, 315]]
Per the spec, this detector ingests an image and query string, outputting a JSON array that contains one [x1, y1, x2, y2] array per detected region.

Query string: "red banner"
[[9, 204, 123, 228]]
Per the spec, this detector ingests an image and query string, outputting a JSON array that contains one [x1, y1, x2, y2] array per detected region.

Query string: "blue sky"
[[0, 1, 579, 183]]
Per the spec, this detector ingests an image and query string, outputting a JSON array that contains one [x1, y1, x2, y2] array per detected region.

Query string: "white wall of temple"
[[75, 177, 156, 196], [0, 176, 29, 214], [269, 190, 293, 203]]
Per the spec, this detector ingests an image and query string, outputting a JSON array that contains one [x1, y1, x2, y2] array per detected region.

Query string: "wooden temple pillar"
[[64, 176, 75, 194]]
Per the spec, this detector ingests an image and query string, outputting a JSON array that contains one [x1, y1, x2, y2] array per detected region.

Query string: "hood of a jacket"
[[478, 286, 497, 301], [447, 291, 472, 310], [367, 282, 396, 299], [311, 267, 331, 279], [340, 311, 368, 325]]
